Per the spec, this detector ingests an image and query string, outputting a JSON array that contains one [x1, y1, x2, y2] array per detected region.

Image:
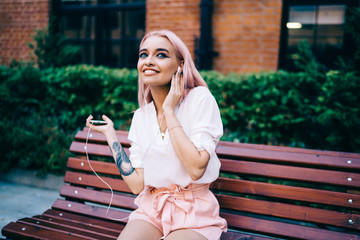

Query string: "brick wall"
[[213, 0, 283, 73], [146, 0, 201, 60], [146, 0, 282, 74], [1, 0, 282, 74], [0, 0, 49, 66]]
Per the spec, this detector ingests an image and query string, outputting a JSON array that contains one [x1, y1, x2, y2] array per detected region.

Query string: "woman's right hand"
[[86, 114, 115, 137]]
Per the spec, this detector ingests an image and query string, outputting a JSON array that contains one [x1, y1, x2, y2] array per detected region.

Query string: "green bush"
[[0, 65, 138, 175], [317, 70, 360, 151], [27, 23, 81, 69], [0, 62, 359, 175], [204, 68, 360, 151]]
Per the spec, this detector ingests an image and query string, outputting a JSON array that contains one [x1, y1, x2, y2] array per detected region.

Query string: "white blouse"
[[128, 86, 223, 188]]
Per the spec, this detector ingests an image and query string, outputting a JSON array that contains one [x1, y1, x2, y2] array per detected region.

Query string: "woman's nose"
[[145, 55, 155, 66]]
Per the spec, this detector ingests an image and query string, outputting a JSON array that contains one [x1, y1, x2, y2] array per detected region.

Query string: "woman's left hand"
[[163, 67, 183, 113]]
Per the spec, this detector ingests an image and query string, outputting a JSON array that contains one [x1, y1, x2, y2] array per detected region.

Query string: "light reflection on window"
[[285, 4, 346, 69]]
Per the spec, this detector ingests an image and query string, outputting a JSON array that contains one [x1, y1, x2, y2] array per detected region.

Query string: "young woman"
[[86, 30, 227, 240]]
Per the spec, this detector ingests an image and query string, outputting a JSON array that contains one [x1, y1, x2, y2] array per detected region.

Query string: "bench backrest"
[[63, 129, 360, 240]]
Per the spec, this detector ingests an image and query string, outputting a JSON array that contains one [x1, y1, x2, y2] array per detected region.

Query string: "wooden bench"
[[2, 128, 360, 240]]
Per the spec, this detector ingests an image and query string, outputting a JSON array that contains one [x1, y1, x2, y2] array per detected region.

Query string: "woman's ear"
[[180, 60, 184, 69]]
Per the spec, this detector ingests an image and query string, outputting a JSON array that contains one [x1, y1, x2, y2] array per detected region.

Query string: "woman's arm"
[[164, 111, 210, 180], [86, 115, 144, 194], [162, 71, 211, 181]]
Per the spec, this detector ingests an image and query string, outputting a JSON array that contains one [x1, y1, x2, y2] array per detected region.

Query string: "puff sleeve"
[[186, 87, 223, 158]]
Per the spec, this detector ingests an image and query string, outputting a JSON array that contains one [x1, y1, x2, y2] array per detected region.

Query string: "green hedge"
[[204, 70, 360, 151], [0, 65, 138, 175], [0, 64, 359, 175]]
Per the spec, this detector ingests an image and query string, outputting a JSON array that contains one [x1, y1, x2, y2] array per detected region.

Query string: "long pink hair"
[[137, 30, 208, 108]]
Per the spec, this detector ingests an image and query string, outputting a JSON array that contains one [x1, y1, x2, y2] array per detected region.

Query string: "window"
[[54, 0, 145, 68], [279, 0, 358, 70]]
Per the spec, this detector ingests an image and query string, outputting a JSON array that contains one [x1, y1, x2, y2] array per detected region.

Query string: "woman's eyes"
[[139, 52, 148, 58], [156, 52, 168, 58], [139, 52, 169, 59]]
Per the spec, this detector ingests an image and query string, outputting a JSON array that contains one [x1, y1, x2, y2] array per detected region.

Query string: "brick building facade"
[[0, 0, 282, 73], [0, 0, 49, 66], [0, 0, 355, 74], [146, 0, 282, 73], [212, 0, 282, 73]]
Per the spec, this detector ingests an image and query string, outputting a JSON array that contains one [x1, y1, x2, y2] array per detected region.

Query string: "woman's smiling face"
[[137, 36, 180, 87]]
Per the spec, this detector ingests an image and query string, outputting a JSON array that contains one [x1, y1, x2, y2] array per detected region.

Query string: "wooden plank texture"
[[216, 144, 360, 169], [32, 215, 120, 238], [66, 157, 120, 175], [64, 171, 131, 193], [17, 217, 116, 240], [216, 194, 360, 230], [60, 185, 137, 210], [221, 212, 360, 240], [43, 209, 125, 232], [220, 159, 360, 187], [51, 199, 131, 223], [2, 222, 86, 240], [212, 177, 360, 209]]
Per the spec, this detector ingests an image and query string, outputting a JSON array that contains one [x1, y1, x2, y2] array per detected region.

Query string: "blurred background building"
[[1, 0, 359, 74]]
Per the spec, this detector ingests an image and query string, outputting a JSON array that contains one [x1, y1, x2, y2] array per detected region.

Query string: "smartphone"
[[90, 120, 107, 125]]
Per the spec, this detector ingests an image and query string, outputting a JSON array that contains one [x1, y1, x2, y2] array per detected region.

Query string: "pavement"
[[0, 168, 64, 233]]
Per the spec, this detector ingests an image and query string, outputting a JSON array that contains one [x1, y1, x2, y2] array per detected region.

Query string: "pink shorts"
[[128, 183, 227, 239]]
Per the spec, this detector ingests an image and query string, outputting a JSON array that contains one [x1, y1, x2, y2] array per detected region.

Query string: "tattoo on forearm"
[[112, 142, 134, 176]]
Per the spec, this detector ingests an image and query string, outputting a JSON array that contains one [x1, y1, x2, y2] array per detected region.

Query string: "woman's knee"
[[117, 219, 162, 240], [165, 229, 207, 240]]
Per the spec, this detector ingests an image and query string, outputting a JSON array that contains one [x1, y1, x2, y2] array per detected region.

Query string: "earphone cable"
[[85, 124, 129, 221]]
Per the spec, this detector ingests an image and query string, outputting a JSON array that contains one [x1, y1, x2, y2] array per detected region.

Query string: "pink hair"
[[137, 30, 208, 108]]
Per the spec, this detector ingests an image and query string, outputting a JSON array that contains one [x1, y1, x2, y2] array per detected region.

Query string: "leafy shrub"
[[27, 23, 81, 69], [1, 61, 359, 175], [343, 8, 360, 73], [0, 65, 138, 175], [203, 68, 360, 151], [317, 70, 360, 151]]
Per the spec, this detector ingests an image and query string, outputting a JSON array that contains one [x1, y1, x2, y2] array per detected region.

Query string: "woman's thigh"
[[117, 219, 163, 240], [164, 229, 207, 240]]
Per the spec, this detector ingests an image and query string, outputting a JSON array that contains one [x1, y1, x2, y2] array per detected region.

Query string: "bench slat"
[[60, 185, 137, 210], [217, 194, 360, 230], [43, 209, 125, 232], [2, 222, 86, 240], [216, 145, 360, 169], [65, 171, 131, 193], [70, 141, 113, 157], [220, 231, 276, 240], [52, 199, 130, 223], [17, 217, 116, 240], [221, 212, 360, 240], [75, 130, 130, 147], [32, 215, 120, 237], [212, 177, 360, 209], [221, 159, 360, 187], [67, 157, 120, 176], [70, 141, 130, 157], [218, 140, 360, 157]]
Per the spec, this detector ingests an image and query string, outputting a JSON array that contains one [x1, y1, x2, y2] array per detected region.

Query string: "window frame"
[[52, 0, 146, 68], [278, 0, 358, 70]]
